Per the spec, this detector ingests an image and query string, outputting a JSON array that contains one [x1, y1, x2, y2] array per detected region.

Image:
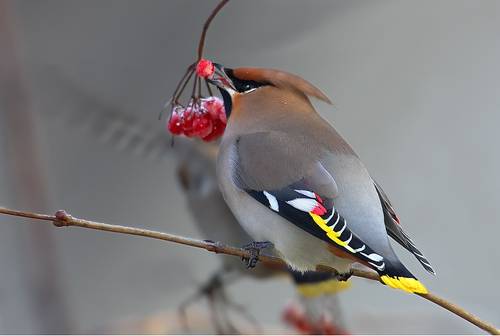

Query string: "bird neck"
[[223, 86, 355, 156], [218, 87, 232, 119], [226, 86, 321, 136]]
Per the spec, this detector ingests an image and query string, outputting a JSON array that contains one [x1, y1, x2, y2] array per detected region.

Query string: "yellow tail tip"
[[297, 279, 352, 298], [380, 275, 428, 294]]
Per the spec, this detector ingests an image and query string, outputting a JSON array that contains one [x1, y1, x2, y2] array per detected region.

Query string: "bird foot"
[[241, 241, 273, 268], [318, 314, 350, 335], [335, 270, 352, 282], [282, 301, 315, 334]]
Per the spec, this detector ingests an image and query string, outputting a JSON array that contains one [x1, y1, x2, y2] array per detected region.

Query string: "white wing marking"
[[263, 191, 279, 211], [286, 198, 319, 212], [368, 261, 385, 271], [361, 252, 384, 262], [294, 189, 316, 198]]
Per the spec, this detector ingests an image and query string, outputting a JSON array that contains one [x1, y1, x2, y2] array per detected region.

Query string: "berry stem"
[[191, 75, 199, 101], [172, 63, 195, 101], [197, 0, 230, 61], [205, 79, 213, 96], [173, 66, 196, 105], [197, 73, 202, 98], [160, 63, 195, 120]]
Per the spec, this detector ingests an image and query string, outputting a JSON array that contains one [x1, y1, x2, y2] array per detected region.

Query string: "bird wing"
[[247, 185, 388, 271], [373, 180, 436, 275], [233, 131, 428, 294]]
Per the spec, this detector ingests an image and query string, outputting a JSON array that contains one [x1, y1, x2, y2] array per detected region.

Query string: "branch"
[[0, 206, 498, 335], [197, 0, 230, 60]]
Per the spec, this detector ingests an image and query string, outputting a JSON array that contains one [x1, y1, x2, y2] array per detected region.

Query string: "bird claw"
[[318, 314, 349, 335], [335, 270, 353, 282], [241, 241, 273, 269], [282, 301, 315, 334]]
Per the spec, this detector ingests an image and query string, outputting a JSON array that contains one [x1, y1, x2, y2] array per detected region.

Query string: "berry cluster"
[[167, 96, 226, 142], [165, 58, 226, 141]]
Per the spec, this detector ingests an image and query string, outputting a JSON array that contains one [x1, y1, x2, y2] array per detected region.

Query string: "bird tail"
[[378, 261, 428, 294], [284, 270, 350, 334]]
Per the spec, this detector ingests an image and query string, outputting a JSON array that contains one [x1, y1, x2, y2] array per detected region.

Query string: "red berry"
[[202, 96, 226, 122], [192, 113, 213, 138], [182, 108, 197, 137], [196, 59, 215, 78], [218, 107, 227, 123], [167, 106, 184, 135], [167, 97, 227, 140], [202, 117, 226, 142]]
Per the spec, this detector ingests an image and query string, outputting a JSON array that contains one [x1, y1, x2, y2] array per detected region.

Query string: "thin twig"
[[162, 0, 229, 121], [0, 206, 498, 335], [173, 66, 196, 106], [197, 0, 230, 60], [205, 79, 213, 97]]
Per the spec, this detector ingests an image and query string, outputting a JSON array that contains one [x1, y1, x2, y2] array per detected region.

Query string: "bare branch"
[[197, 0, 230, 61], [0, 206, 498, 335]]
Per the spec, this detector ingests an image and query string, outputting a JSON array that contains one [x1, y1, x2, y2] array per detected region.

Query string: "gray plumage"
[[211, 66, 434, 292], [177, 141, 347, 332], [176, 141, 272, 278], [218, 84, 394, 268]]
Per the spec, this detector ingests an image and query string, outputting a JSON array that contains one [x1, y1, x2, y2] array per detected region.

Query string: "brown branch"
[[0, 206, 498, 335], [197, 0, 230, 60]]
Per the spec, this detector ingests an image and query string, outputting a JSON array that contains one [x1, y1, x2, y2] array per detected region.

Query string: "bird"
[[37, 73, 352, 333], [176, 140, 350, 334], [205, 63, 436, 294]]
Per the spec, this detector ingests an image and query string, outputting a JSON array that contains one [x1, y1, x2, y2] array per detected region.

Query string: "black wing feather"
[[373, 180, 436, 275], [247, 185, 389, 273]]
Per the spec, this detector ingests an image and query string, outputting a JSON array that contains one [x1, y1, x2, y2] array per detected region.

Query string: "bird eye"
[[238, 82, 256, 93], [233, 78, 266, 93]]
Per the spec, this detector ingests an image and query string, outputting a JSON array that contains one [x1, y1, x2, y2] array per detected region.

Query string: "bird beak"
[[207, 63, 236, 92]]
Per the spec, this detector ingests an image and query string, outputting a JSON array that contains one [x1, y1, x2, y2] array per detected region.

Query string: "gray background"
[[0, 0, 499, 333]]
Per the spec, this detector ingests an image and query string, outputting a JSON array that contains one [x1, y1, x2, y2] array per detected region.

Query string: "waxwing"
[[206, 64, 435, 294]]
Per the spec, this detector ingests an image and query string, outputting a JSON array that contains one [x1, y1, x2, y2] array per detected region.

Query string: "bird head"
[[203, 63, 268, 118], [207, 63, 268, 94], [200, 60, 332, 120]]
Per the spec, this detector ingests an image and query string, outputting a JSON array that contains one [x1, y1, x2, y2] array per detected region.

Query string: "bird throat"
[[218, 87, 232, 119]]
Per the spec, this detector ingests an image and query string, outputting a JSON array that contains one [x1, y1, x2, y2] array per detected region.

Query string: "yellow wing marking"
[[310, 212, 355, 253], [311, 212, 428, 295]]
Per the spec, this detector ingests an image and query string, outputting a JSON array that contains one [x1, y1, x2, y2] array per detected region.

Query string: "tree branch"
[[197, 0, 230, 60], [0, 206, 498, 335]]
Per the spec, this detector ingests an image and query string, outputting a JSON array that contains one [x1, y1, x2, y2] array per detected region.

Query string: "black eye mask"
[[225, 68, 268, 93]]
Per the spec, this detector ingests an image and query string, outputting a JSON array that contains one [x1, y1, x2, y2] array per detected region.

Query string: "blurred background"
[[1, 0, 499, 333]]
